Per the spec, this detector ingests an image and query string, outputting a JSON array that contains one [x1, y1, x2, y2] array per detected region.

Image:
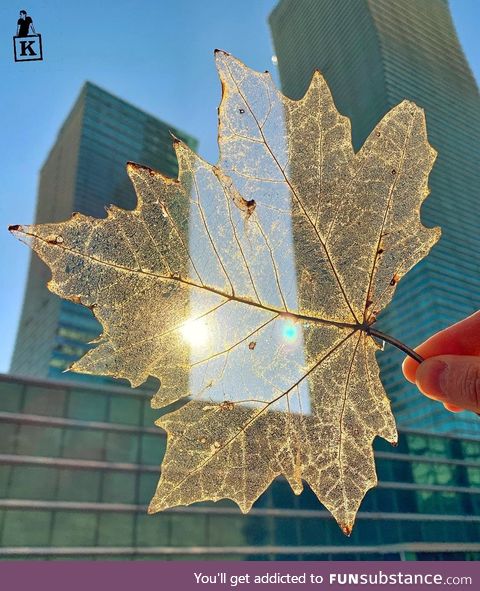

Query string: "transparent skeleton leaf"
[[10, 51, 440, 534]]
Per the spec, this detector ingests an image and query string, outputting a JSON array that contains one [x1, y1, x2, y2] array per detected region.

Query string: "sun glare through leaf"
[[180, 317, 210, 347]]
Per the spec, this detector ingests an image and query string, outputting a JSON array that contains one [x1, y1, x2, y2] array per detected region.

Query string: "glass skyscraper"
[[1, 373, 480, 559], [269, 0, 480, 435], [10, 82, 198, 386]]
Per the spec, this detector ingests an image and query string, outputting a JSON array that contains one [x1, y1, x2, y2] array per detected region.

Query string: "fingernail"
[[417, 359, 448, 400]]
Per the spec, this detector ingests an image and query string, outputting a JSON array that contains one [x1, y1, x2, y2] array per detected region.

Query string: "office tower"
[[1, 373, 480, 559], [269, 0, 480, 435], [10, 82, 198, 385]]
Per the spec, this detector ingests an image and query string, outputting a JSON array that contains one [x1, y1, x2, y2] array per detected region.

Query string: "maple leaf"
[[10, 51, 440, 533]]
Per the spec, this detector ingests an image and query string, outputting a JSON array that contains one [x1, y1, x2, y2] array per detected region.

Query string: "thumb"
[[416, 355, 480, 413]]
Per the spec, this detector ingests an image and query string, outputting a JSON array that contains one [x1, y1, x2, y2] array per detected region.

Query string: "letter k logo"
[[13, 34, 43, 62], [20, 40, 37, 56]]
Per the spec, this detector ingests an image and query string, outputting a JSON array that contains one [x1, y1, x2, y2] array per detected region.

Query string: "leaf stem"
[[366, 326, 424, 364]]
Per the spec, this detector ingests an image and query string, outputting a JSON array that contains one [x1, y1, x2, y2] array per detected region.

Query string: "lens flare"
[[282, 320, 298, 343], [180, 317, 210, 347]]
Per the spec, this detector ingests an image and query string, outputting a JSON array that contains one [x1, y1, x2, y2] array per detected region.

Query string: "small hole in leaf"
[[391, 169, 396, 175], [390, 273, 400, 286], [239, 108, 245, 114]]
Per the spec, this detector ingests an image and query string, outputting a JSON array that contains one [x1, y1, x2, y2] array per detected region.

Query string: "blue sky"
[[0, 0, 478, 373]]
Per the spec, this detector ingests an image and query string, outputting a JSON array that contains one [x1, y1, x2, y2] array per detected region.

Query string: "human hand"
[[402, 311, 480, 414]]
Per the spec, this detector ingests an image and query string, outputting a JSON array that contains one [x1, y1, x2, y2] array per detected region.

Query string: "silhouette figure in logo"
[[17, 10, 35, 37]]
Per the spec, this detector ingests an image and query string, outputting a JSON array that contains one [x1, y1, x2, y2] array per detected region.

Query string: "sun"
[[180, 317, 210, 347]]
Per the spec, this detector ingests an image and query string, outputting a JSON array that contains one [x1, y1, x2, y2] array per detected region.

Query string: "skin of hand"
[[402, 310, 480, 414]]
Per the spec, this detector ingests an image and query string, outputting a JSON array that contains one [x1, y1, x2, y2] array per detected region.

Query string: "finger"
[[402, 310, 480, 384], [415, 355, 480, 413], [443, 402, 463, 413]]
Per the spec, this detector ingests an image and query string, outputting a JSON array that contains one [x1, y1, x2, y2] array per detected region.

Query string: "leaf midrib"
[[20, 229, 360, 333], [221, 63, 360, 324]]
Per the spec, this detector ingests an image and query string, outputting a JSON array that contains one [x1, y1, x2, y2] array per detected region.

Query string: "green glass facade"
[[269, 0, 480, 435], [1, 373, 480, 560], [10, 82, 197, 387]]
